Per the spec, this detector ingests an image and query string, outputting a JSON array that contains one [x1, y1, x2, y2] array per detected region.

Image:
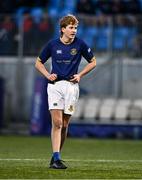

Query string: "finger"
[[52, 73, 57, 77], [52, 74, 57, 79], [51, 74, 56, 78], [70, 78, 76, 82]]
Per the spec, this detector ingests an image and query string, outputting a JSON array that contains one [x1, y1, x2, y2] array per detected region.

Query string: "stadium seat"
[[113, 27, 129, 51], [31, 8, 43, 24], [53, 25, 60, 38], [133, 99, 142, 109], [99, 98, 116, 124], [129, 105, 142, 123], [83, 98, 100, 122], [129, 99, 142, 123], [72, 98, 85, 122], [83, 26, 98, 48], [114, 99, 131, 124], [127, 27, 137, 50], [63, 0, 77, 13], [95, 26, 110, 51], [77, 24, 84, 37], [48, 0, 61, 17], [61, 8, 73, 16]]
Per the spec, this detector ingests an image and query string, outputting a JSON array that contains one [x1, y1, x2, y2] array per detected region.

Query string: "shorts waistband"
[[48, 79, 70, 84], [48, 76, 73, 84]]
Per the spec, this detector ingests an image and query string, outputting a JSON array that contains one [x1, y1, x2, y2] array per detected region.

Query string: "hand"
[[70, 74, 81, 83], [47, 73, 57, 81]]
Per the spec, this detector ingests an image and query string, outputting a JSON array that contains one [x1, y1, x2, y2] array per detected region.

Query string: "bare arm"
[[35, 57, 57, 81], [70, 56, 96, 83], [78, 57, 96, 77]]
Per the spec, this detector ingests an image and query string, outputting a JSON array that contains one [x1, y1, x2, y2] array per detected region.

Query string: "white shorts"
[[47, 80, 79, 115]]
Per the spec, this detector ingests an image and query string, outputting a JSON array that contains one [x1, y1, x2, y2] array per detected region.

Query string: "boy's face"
[[62, 23, 78, 39]]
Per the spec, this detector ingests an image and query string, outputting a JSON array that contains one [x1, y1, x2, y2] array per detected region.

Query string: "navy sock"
[[53, 152, 61, 161]]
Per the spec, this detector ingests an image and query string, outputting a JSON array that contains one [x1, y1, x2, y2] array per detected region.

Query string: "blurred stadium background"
[[0, 0, 142, 138]]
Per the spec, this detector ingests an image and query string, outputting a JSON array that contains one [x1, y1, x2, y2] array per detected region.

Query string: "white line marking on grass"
[[67, 159, 142, 163], [0, 158, 42, 161], [0, 158, 142, 163]]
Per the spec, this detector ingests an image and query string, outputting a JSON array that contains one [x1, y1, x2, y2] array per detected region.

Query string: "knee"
[[53, 119, 62, 129], [63, 114, 71, 128], [63, 121, 69, 129]]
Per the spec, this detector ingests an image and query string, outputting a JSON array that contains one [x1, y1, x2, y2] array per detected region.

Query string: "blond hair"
[[59, 14, 79, 36]]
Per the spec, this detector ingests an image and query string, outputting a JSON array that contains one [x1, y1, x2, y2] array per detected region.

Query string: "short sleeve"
[[81, 41, 94, 63], [38, 41, 52, 64]]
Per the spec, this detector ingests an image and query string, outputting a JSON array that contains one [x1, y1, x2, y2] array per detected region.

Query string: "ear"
[[61, 27, 66, 33]]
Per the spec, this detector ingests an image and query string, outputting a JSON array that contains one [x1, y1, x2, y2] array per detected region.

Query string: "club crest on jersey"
[[57, 50, 62, 54], [70, 48, 77, 55], [68, 105, 74, 112]]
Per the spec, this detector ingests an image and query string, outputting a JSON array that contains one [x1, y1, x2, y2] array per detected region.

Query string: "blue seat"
[[85, 26, 98, 36], [127, 27, 137, 50], [96, 26, 109, 51], [53, 25, 60, 38], [77, 23, 85, 37], [48, 0, 61, 8], [48, 7, 58, 17], [63, 0, 77, 13], [15, 7, 29, 25], [113, 26, 129, 51], [60, 8, 73, 16], [31, 8, 43, 24], [48, 0, 61, 17], [83, 26, 98, 48]]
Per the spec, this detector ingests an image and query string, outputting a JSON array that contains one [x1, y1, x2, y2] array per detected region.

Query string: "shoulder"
[[42, 38, 60, 50], [46, 38, 60, 46], [75, 37, 88, 46], [75, 37, 89, 50]]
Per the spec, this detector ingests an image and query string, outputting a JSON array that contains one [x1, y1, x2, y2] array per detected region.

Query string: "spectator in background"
[[0, 15, 17, 55], [96, 0, 125, 15], [23, 12, 35, 55], [123, 0, 141, 14], [111, 0, 126, 14], [16, 0, 49, 8], [0, 0, 16, 14], [95, 0, 141, 15], [96, 0, 112, 14], [76, 0, 95, 15], [131, 16, 142, 57], [36, 13, 54, 52]]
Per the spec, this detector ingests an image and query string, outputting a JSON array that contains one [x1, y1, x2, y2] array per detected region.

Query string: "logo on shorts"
[[70, 48, 77, 55], [53, 103, 58, 106], [68, 105, 74, 112]]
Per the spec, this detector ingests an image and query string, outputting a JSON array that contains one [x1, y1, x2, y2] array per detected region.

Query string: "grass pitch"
[[0, 136, 142, 179]]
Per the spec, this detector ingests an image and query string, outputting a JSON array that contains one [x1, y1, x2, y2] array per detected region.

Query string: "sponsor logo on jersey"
[[57, 50, 62, 54], [70, 48, 77, 55]]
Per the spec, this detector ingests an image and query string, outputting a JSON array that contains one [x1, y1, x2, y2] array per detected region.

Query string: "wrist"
[[46, 73, 50, 79], [78, 73, 82, 78]]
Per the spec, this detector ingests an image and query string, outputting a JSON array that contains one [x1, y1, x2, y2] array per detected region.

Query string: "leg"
[[60, 82, 79, 151], [50, 109, 63, 153], [50, 109, 67, 169], [60, 113, 71, 151]]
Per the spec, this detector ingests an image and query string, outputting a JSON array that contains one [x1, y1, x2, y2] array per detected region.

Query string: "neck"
[[60, 36, 74, 44]]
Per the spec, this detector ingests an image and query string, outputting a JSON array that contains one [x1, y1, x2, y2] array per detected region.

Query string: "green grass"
[[0, 136, 142, 179]]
